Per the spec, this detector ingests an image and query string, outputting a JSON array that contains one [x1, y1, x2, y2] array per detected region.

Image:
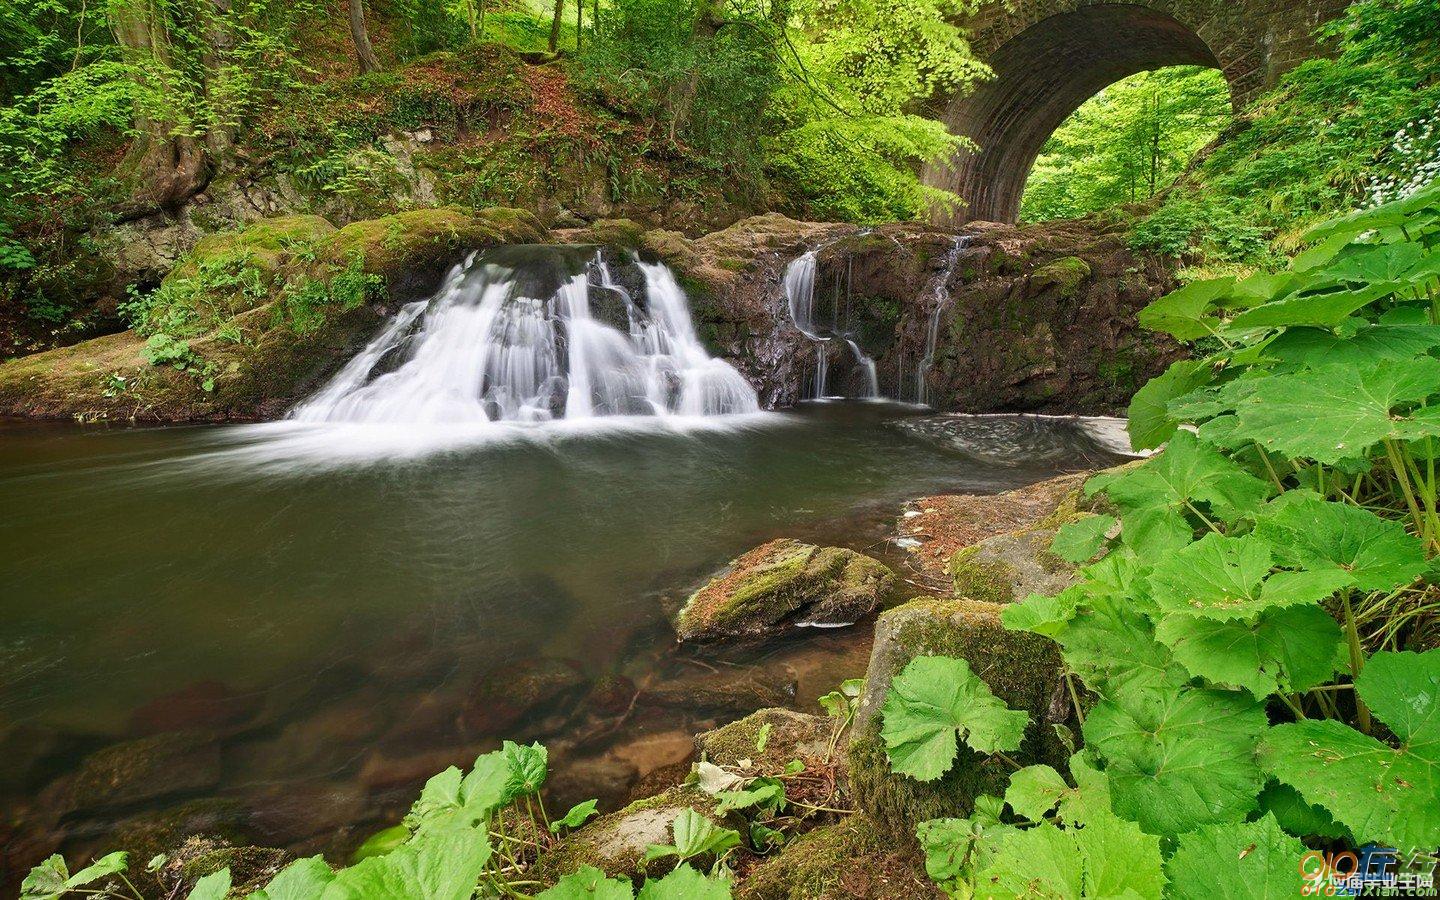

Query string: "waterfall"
[[782, 246, 880, 400], [915, 235, 969, 406], [290, 248, 759, 424]]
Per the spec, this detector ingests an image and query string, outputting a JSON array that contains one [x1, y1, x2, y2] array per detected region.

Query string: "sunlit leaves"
[[502, 740, 548, 796], [1146, 533, 1350, 621], [879, 655, 1029, 781], [551, 799, 600, 833], [186, 870, 231, 900], [1088, 429, 1272, 532], [320, 824, 491, 900], [1126, 358, 1214, 450], [1164, 814, 1306, 900], [248, 857, 337, 900], [1261, 650, 1440, 850], [1137, 276, 1233, 340], [635, 864, 731, 899], [1050, 514, 1116, 564], [1083, 682, 1267, 836], [1003, 764, 1069, 822]]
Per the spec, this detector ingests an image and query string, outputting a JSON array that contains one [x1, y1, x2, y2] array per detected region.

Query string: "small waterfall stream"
[[291, 247, 759, 424], [915, 235, 969, 406], [782, 247, 881, 399]]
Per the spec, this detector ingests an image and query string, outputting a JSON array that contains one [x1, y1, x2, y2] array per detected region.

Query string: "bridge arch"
[[924, 0, 1345, 224]]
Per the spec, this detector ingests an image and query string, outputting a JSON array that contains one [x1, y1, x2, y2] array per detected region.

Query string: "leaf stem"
[[1341, 590, 1372, 734]]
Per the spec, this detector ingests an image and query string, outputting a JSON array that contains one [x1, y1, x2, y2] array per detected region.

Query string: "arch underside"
[[927, 4, 1226, 224]]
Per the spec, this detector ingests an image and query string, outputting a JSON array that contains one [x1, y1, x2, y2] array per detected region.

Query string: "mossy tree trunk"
[[548, 0, 564, 53], [109, 0, 211, 210], [348, 0, 381, 74]]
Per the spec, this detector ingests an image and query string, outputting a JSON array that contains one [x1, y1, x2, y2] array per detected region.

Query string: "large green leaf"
[[503, 740, 548, 796], [1146, 533, 1350, 621], [538, 866, 635, 899], [1050, 514, 1116, 564], [1083, 682, 1267, 836], [1088, 430, 1272, 526], [1261, 650, 1440, 850], [1266, 324, 1440, 371], [1004, 765, 1070, 823], [248, 857, 336, 900], [1137, 276, 1233, 340], [1155, 604, 1345, 696], [1127, 359, 1214, 450], [1228, 282, 1394, 329], [1255, 780, 1350, 841], [1229, 357, 1440, 464], [1254, 490, 1428, 592], [1164, 814, 1306, 900], [973, 808, 1164, 900], [643, 809, 741, 863], [635, 865, 731, 900], [1050, 595, 1189, 697], [879, 655, 1029, 781], [321, 824, 491, 900], [187, 871, 231, 900]]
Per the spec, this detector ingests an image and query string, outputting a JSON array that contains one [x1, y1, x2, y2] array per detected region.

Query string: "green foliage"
[[25, 735, 738, 899], [1022, 66, 1232, 223], [906, 181, 1440, 895], [878, 654, 1029, 782], [643, 808, 742, 864], [1134, 0, 1440, 260]]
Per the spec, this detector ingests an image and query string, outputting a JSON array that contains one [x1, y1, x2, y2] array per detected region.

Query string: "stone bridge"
[[924, 0, 1348, 223]]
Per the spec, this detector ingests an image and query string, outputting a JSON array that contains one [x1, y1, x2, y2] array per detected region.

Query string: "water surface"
[[0, 404, 1127, 874]]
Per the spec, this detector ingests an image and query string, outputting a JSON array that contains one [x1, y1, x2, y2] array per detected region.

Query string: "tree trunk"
[[575, 0, 582, 49], [349, 0, 381, 73], [463, 0, 477, 40], [108, 0, 210, 210], [549, 0, 564, 53]]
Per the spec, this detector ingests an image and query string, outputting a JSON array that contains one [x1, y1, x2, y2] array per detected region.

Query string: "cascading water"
[[782, 246, 880, 400], [914, 235, 969, 406], [290, 247, 759, 424]]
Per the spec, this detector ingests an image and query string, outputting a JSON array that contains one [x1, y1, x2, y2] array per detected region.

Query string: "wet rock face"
[[674, 539, 898, 643], [655, 215, 1179, 414], [58, 732, 222, 815]]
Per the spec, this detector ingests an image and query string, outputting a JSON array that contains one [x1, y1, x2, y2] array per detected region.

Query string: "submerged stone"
[[675, 539, 898, 642], [847, 597, 1069, 836], [60, 732, 221, 814]]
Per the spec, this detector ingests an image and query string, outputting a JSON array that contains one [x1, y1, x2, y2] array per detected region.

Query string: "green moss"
[[177, 842, 290, 894], [736, 815, 927, 900], [697, 708, 832, 772], [1030, 256, 1092, 295], [946, 547, 1015, 604]]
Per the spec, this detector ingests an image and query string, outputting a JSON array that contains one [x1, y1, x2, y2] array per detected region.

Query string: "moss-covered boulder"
[[735, 815, 936, 900], [529, 786, 723, 886], [696, 708, 836, 774], [1029, 255, 1092, 296], [675, 539, 898, 643], [947, 526, 1078, 603], [163, 837, 290, 896], [0, 206, 544, 422], [847, 598, 1069, 836]]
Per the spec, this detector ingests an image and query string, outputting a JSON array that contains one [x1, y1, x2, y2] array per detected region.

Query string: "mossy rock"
[[324, 206, 545, 282], [0, 206, 546, 422], [736, 815, 936, 900], [947, 527, 1077, 603], [847, 598, 1069, 837], [166, 837, 291, 896], [697, 708, 836, 775], [170, 215, 336, 282], [1029, 255, 1092, 295], [676, 539, 897, 643], [529, 786, 723, 886]]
